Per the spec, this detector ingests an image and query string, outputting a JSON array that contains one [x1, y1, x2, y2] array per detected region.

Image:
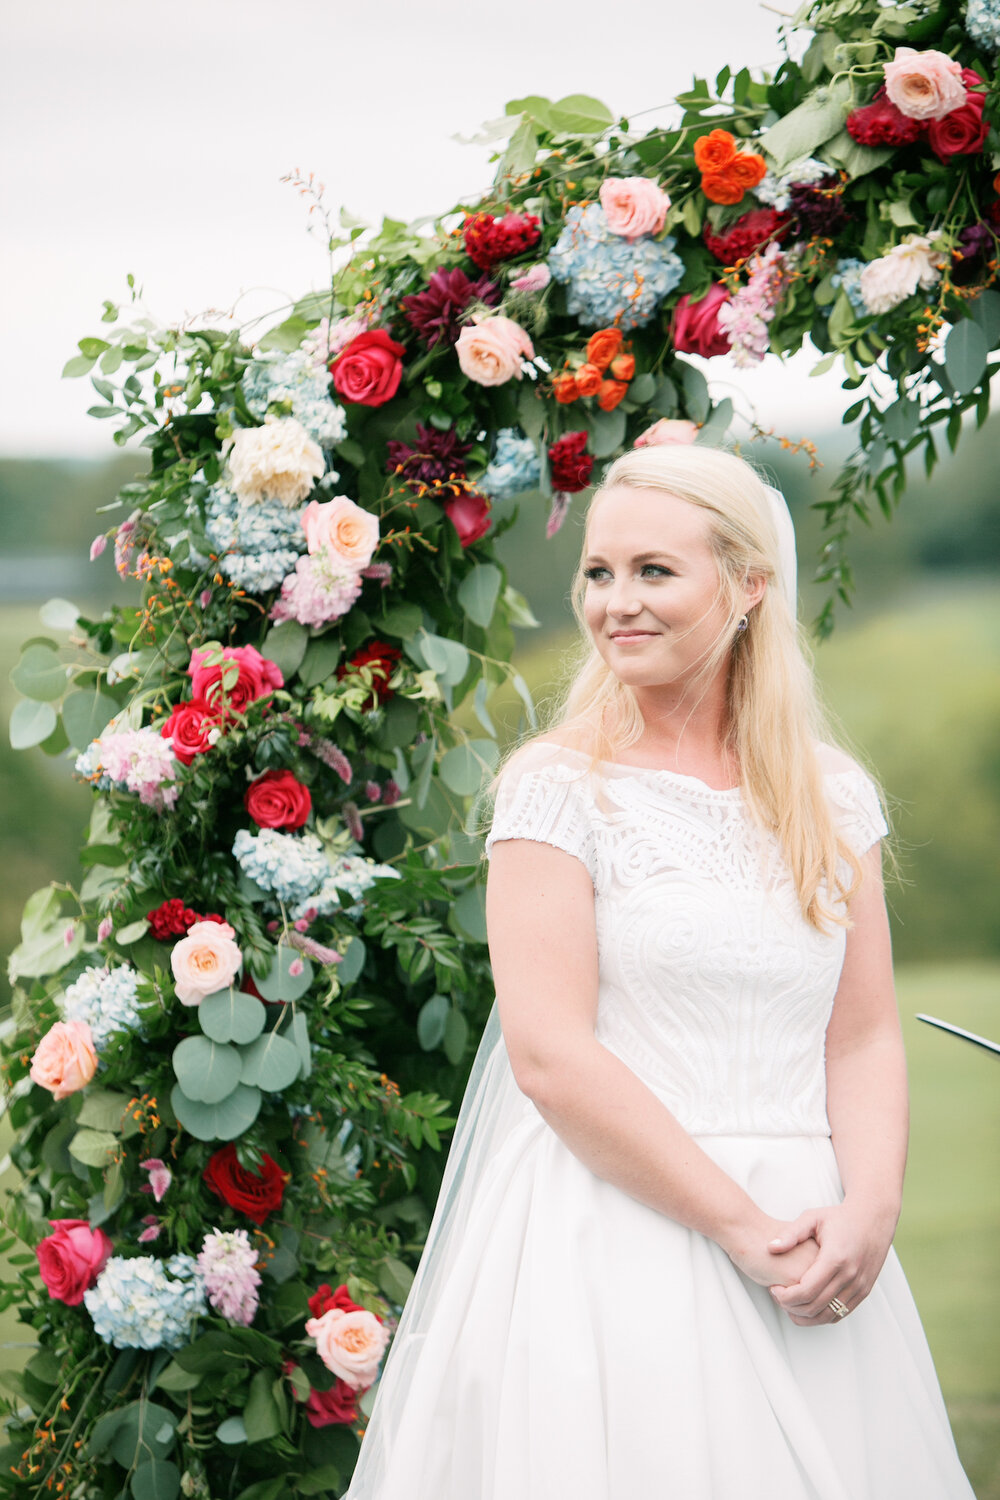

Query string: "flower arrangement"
[[5, 3, 1000, 1495]]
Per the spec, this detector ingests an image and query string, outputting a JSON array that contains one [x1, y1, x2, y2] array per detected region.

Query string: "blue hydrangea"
[[233, 828, 332, 907], [242, 351, 348, 449], [201, 484, 306, 593], [84, 1254, 206, 1350], [74, 741, 113, 791], [547, 203, 684, 329], [62, 964, 145, 1053], [289, 854, 400, 922], [966, 0, 1000, 50], [480, 428, 541, 502], [831, 258, 868, 316]]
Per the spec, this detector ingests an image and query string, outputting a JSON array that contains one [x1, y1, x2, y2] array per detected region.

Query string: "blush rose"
[[599, 176, 671, 240], [30, 1021, 98, 1100], [883, 47, 966, 120], [36, 1219, 113, 1305], [171, 920, 242, 1005], [329, 330, 406, 408], [455, 315, 534, 386], [244, 769, 312, 829], [301, 496, 379, 570], [305, 1306, 391, 1389]]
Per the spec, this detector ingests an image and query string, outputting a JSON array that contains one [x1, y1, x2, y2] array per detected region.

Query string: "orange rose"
[[728, 153, 767, 189], [597, 379, 628, 412], [609, 353, 635, 382], [575, 363, 603, 397], [693, 129, 737, 173], [585, 328, 624, 371], [552, 372, 580, 404], [701, 170, 746, 206]]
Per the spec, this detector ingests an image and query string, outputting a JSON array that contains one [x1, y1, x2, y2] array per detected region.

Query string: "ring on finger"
[[827, 1296, 849, 1320]]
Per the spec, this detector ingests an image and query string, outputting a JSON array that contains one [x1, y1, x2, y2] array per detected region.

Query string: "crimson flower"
[[386, 424, 474, 488], [336, 641, 403, 710], [846, 89, 925, 148], [463, 211, 542, 270], [788, 176, 850, 238], [400, 267, 500, 347], [548, 432, 594, 494], [702, 208, 792, 265]]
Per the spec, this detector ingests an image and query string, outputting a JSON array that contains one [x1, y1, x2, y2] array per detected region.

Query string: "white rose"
[[859, 235, 944, 316], [227, 417, 325, 507]]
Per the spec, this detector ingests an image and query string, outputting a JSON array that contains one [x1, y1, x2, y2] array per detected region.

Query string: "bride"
[[346, 445, 973, 1498]]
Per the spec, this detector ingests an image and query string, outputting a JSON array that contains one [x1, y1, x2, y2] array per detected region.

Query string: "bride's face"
[[582, 485, 732, 692]]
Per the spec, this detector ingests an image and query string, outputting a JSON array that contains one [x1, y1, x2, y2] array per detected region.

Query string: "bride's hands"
[[766, 1200, 898, 1324], [724, 1215, 820, 1289]]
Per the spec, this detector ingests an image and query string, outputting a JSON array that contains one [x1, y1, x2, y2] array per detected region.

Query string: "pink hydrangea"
[[270, 553, 364, 629], [96, 729, 180, 811], [197, 1229, 261, 1325]]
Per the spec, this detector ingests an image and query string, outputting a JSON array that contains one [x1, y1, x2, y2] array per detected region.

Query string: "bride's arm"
[[486, 836, 817, 1288], [768, 841, 908, 1324]]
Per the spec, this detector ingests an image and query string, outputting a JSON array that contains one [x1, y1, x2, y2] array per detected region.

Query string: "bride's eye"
[[583, 565, 610, 582], [640, 564, 674, 578]]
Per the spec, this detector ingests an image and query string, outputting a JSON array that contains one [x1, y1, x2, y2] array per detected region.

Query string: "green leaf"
[[338, 937, 366, 986], [377, 1253, 415, 1303], [68, 1129, 119, 1168], [152, 1361, 202, 1394], [169, 1082, 262, 1142], [291, 1011, 312, 1080], [9, 699, 58, 749], [881, 398, 921, 445], [629, 373, 656, 404], [216, 1416, 248, 1445], [114, 918, 149, 945], [109, 1401, 177, 1467], [443, 1007, 470, 1066], [417, 993, 449, 1050], [199, 988, 267, 1044], [39, 597, 80, 631], [79, 337, 111, 358], [297, 635, 343, 689], [78, 1089, 132, 1133], [131, 1460, 180, 1500], [695, 397, 734, 446], [756, 79, 852, 175], [453, 883, 487, 944], [677, 361, 711, 424], [239, 1032, 302, 1093], [378, 602, 424, 641], [472, 677, 496, 737], [650, 377, 678, 418], [8, 913, 84, 979], [61, 689, 120, 750], [945, 319, 989, 396], [510, 671, 537, 729], [62, 354, 97, 378], [440, 738, 499, 795], [261, 621, 309, 680], [253, 945, 314, 1002], [10, 644, 69, 702], [172, 1035, 244, 1104], [457, 564, 502, 628], [243, 1369, 282, 1443], [503, 586, 540, 628], [295, 1468, 343, 1496], [234, 1481, 285, 1500], [415, 631, 470, 686], [549, 93, 614, 134], [20, 885, 61, 941], [501, 117, 539, 177], [587, 406, 626, 458], [822, 128, 894, 180], [967, 288, 1000, 348]]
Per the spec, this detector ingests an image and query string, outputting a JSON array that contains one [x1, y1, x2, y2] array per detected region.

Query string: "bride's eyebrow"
[[584, 550, 683, 565]]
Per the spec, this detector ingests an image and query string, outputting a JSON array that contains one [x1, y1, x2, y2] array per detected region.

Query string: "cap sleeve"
[[826, 765, 889, 857], [484, 741, 597, 882]]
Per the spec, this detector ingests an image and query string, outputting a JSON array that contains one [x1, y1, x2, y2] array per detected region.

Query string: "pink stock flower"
[[716, 241, 789, 368], [97, 916, 114, 942], [270, 553, 364, 629], [90, 534, 108, 561], [139, 1158, 172, 1202], [138, 1216, 162, 1244], [599, 176, 671, 240], [510, 264, 551, 292]]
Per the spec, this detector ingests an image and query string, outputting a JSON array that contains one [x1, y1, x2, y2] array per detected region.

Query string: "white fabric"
[[346, 743, 973, 1500]]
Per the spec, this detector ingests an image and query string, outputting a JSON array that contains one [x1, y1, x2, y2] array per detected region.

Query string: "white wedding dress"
[[346, 741, 974, 1499]]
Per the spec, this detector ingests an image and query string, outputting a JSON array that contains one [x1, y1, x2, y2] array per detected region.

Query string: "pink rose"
[[671, 285, 732, 358], [883, 47, 966, 121], [36, 1219, 112, 1305], [329, 330, 405, 408], [187, 645, 284, 716], [455, 315, 534, 386], [30, 1021, 97, 1100], [171, 920, 242, 1006], [301, 496, 379, 569], [304, 1307, 391, 1390], [599, 176, 671, 240], [634, 419, 699, 448]]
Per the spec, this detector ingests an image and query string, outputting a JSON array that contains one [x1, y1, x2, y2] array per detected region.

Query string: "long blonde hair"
[[545, 445, 868, 931]]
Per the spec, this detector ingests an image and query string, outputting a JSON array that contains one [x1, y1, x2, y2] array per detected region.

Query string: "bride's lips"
[[608, 630, 659, 642]]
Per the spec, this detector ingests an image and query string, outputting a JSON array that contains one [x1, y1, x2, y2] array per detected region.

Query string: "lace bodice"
[[485, 741, 888, 1136]]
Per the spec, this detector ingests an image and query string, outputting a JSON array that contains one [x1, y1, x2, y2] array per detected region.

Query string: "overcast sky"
[[2, 0, 852, 458]]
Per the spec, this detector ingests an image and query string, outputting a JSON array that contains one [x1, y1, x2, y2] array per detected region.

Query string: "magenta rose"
[[36, 1219, 113, 1306], [443, 489, 492, 547], [926, 72, 987, 162], [188, 645, 284, 716], [244, 769, 312, 829], [671, 285, 731, 358], [160, 697, 220, 765], [329, 330, 406, 408]]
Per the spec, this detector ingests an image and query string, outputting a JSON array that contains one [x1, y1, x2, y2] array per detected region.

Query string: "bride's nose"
[[606, 581, 643, 617]]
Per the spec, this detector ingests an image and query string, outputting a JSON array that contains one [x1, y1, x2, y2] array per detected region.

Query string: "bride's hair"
[[542, 444, 873, 931]]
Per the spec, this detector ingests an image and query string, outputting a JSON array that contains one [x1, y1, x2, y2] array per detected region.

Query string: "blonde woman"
[[346, 446, 973, 1499]]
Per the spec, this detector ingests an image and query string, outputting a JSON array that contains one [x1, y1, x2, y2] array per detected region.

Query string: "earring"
[[736, 614, 749, 633]]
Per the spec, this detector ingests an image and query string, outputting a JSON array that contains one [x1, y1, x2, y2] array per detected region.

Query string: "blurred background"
[[3, 0, 998, 1492]]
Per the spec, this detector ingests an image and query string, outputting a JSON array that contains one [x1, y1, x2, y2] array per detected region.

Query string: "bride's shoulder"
[[813, 741, 867, 779], [503, 732, 589, 776]]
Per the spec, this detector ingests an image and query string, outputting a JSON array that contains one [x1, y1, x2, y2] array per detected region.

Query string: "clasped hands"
[[728, 1201, 896, 1327]]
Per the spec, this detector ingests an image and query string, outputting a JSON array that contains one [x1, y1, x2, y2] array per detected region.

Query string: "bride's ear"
[[744, 570, 767, 613]]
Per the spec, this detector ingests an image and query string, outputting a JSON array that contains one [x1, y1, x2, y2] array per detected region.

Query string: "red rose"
[[244, 769, 312, 830], [160, 697, 221, 765], [36, 1219, 112, 1306], [284, 1355, 359, 1427], [188, 645, 284, 717], [203, 1142, 287, 1225], [336, 641, 402, 710], [547, 432, 593, 494], [671, 285, 732, 358], [927, 76, 987, 162], [308, 1282, 364, 1318], [329, 330, 405, 408], [443, 489, 492, 548]]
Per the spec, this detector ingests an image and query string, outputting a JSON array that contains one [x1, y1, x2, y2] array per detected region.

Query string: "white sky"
[[2, 0, 853, 458]]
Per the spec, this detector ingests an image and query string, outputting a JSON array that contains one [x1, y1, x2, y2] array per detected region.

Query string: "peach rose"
[[883, 47, 965, 120], [599, 176, 671, 241], [302, 497, 379, 570], [634, 418, 699, 447], [171, 920, 242, 1006], [305, 1307, 391, 1390], [30, 1021, 98, 1100], [455, 315, 534, 386]]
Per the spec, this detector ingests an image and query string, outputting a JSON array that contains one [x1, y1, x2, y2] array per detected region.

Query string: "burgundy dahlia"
[[548, 432, 594, 494], [846, 94, 925, 148], [463, 211, 542, 270], [951, 223, 996, 286], [788, 176, 850, 239], [702, 208, 792, 266], [386, 424, 474, 488], [400, 267, 500, 348]]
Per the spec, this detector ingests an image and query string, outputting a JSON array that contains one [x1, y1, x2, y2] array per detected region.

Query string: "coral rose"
[[228, 419, 325, 508], [597, 379, 628, 411], [609, 353, 635, 382], [302, 496, 379, 570], [455, 315, 534, 386], [672, 285, 732, 358], [244, 769, 312, 830], [443, 489, 492, 547], [160, 697, 220, 765], [30, 1021, 97, 1100], [574, 363, 603, 397], [693, 129, 737, 173], [552, 372, 580, 403], [305, 1306, 391, 1390], [599, 176, 671, 241], [329, 329, 405, 408], [171, 920, 242, 1006], [203, 1142, 287, 1225], [585, 328, 623, 371], [727, 153, 767, 190], [701, 170, 747, 206], [36, 1220, 112, 1305], [883, 47, 966, 120], [188, 645, 284, 716], [635, 418, 699, 447]]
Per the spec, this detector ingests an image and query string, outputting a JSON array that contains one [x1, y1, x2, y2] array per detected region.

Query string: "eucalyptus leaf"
[[587, 406, 627, 458], [629, 373, 656, 404], [108, 1401, 177, 1467], [216, 1417, 248, 1445], [457, 564, 503, 628], [417, 993, 449, 1051], [377, 603, 424, 640], [473, 677, 496, 737], [199, 988, 267, 1044], [453, 883, 487, 944], [945, 319, 989, 396], [968, 289, 1000, 348], [338, 938, 366, 986], [9, 699, 58, 750], [169, 1083, 262, 1142], [172, 1036, 243, 1104], [297, 635, 343, 689], [238, 1031, 302, 1092], [61, 688, 119, 749], [253, 946, 313, 1002], [130, 1459, 180, 1500], [417, 631, 470, 686], [39, 598, 80, 631], [443, 1007, 470, 1065], [677, 361, 711, 424], [114, 918, 150, 945], [261, 621, 309, 680], [291, 1011, 312, 1080]]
